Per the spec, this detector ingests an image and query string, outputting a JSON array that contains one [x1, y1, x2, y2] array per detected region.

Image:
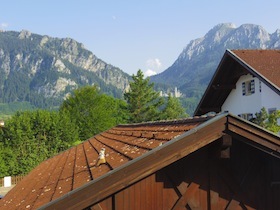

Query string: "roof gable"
[[194, 49, 280, 116]]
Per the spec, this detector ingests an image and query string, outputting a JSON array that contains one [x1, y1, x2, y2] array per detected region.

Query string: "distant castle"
[[160, 87, 183, 98]]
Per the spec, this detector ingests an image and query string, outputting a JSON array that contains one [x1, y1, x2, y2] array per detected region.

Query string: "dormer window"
[[242, 80, 255, 96]]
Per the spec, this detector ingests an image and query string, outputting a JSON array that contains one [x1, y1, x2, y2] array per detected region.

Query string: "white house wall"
[[261, 84, 280, 111], [221, 74, 280, 116]]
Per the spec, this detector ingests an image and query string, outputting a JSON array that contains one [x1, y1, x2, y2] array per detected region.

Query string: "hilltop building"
[[160, 87, 183, 98]]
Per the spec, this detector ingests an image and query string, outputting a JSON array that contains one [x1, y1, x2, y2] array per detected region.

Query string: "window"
[[238, 113, 253, 121], [242, 80, 255, 96], [259, 80, 262, 92]]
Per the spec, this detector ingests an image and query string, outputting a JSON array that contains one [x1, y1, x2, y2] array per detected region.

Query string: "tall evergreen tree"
[[161, 94, 187, 120], [124, 70, 164, 123]]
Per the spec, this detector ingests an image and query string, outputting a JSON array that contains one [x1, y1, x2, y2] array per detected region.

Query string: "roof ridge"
[[117, 112, 220, 127]]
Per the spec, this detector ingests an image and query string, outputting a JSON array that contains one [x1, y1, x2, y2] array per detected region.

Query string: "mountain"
[[150, 23, 280, 100], [0, 30, 131, 109]]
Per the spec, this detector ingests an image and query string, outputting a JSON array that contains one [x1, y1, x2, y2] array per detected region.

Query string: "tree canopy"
[[0, 110, 78, 176], [0, 86, 129, 176], [252, 107, 280, 134], [60, 85, 128, 140], [161, 94, 188, 120], [0, 80, 188, 177], [124, 70, 164, 123]]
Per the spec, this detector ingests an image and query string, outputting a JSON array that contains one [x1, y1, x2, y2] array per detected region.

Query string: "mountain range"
[[0, 23, 280, 113], [151, 23, 280, 99], [0, 30, 131, 109]]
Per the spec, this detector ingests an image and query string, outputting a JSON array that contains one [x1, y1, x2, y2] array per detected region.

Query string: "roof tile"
[[0, 116, 213, 209], [232, 49, 280, 88]]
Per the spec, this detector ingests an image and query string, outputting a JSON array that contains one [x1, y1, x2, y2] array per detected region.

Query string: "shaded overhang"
[[39, 113, 280, 210]]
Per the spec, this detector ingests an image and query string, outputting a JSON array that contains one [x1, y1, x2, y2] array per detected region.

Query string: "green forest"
[[1, 70, 279, 178], [0, 70, 187, 177]]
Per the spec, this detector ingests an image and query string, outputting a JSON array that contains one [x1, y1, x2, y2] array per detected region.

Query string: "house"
[[0, 112, 280, 209], [194, 49, 280, 120]]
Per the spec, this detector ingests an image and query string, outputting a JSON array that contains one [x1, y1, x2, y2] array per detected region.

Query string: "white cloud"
[[144, 58, 162, 77], [144, 69, 157, 77], [146, 58, 162, 70], [0, 23, 8, 30]]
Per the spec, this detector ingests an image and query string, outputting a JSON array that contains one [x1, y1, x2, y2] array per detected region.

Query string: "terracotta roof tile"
[[0, 116, 213, 209], [232, 49, 280, 88]]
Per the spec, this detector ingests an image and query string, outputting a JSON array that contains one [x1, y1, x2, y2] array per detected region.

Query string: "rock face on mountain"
[[0, 30, 130, 108], [150, 23, 280, 98]]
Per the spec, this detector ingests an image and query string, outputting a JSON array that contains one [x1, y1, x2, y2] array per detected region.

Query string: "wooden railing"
[[0, 175, 25, 187]]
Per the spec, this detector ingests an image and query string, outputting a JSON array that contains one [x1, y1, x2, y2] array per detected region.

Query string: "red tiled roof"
[[231, 49, 280, 89], [0, 116, 212, 209]]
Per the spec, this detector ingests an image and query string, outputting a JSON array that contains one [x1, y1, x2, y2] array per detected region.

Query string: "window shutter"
[[250, 80, 255, 94], [242, 82, 245, 95]]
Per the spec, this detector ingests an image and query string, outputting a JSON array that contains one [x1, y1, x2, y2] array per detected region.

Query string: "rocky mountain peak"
[[0, 30, 131, 108], [204, 23, 236, 42], [271, 29, 280, 48], [176, 23, 275, 67], [18, 30, 32, 39], [151, 23, 280, 105]]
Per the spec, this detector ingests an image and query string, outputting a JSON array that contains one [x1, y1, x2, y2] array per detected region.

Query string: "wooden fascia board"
[[226, 115, 280, 158], [39, 114, 228, 210]]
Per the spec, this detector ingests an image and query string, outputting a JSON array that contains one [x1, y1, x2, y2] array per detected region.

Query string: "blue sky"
[[1, 1, 280, 76]]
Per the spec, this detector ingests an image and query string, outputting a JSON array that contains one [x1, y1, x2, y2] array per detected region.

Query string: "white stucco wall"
[[261, 84, 280, 111], [222, 74, 280, 116]]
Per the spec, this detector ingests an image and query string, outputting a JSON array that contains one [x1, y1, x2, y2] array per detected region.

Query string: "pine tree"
[[124, 70, 164, 123], [161, 94, 187, 120]]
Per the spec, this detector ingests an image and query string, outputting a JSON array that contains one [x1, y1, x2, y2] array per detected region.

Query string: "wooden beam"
[[172, 182, 200, 210], [226, 115, 280, 158], [39, 116, 228, 210], [220, 134, 232, 159]]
